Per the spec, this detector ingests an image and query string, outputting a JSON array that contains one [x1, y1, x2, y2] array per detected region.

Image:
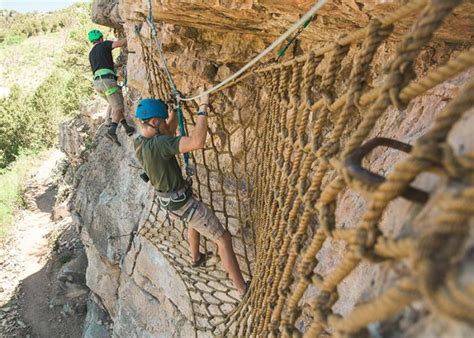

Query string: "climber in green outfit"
[[133, 93, 250, 297], [87, 29, 135, 145]]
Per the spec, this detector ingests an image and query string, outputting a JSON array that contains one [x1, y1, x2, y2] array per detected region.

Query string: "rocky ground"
[[0, 150, 90, 337]]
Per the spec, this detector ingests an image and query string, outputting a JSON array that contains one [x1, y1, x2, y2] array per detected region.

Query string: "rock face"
[[65, 0, 474, 336], [62, 105, 195, 336], [59, 99, 108, 164], [91, 0, 121, 29]]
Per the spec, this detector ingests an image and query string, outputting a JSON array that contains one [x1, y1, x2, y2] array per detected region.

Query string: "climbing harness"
[[93, 68, 116, 79], [103, 86, 119, 97], [135, 0, 474, 336], [93, 68, 119, 96], [155, 183, 191, 208], [155, 181, 197, 235]]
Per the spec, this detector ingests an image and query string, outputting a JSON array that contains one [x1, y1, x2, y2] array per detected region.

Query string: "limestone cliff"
[[64, 0, 474, 337]]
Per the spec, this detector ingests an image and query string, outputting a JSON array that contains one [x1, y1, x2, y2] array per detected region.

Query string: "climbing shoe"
[[105, 130, 121, 146], [244, 280, 251, 296], [105, 116, 112, 127], [191, 252, 211, 268], [123, 124, 136, 137], [238, 280, 251, 299]]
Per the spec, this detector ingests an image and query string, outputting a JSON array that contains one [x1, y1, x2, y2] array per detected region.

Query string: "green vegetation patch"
[[0, 3, 94, 169], [0, 5, 84, 46], [1, 34, 25, 46], [0, 150, 43, 238], [0, 3, 97, 236]]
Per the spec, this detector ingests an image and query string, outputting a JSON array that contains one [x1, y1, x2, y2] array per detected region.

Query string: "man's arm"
[[167, 106, 178, 136], [112, 38, 127, 49], [178, 90, 209, 153]]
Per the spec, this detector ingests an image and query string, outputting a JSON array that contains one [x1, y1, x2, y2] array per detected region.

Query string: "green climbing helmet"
[[88, 29, 103, 43]]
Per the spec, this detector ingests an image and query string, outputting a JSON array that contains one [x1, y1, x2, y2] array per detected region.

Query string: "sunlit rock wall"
[[65, 0, 474, 336]]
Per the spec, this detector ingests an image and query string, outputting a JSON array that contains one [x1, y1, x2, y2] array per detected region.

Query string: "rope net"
[[135, 0, 474, 336]]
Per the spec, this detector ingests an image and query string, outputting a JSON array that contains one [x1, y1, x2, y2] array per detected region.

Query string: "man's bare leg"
[[187, 227, 201, 262], [216, 230, 246, 295], [111, 108, 125, 124]]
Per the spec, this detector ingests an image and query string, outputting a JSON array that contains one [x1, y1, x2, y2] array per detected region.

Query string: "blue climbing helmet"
[[135, 98, 169, 120]]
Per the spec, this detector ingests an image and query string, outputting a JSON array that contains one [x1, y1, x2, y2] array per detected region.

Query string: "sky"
[[0, 0, 89, 13]]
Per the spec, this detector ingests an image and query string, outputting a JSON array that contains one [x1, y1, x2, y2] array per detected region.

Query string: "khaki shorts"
[[169, 197, 225, 241], [93, 78, 125, 114]]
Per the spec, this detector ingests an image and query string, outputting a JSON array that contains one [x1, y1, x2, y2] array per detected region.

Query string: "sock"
[[109, 122, 118, 134], [120, 119, 128, 126]]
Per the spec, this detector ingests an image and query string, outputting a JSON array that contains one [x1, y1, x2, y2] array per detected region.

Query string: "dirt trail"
[[0, 150, 87, 337]]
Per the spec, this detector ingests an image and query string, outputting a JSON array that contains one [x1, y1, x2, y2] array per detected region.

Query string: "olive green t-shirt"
[[134, 135, 187, 208]]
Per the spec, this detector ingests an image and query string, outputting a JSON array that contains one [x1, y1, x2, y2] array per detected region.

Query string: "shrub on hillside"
[[0, 35, 25, 46], [0, 86, 27, 167], [0, 3, 95, 168], [0, 79, 61, 167], [0, 4, 85, 46], [58, 11, 95, 116]]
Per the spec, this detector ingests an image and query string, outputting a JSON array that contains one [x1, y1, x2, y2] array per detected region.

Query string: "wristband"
[[197, 111, 208, 116]]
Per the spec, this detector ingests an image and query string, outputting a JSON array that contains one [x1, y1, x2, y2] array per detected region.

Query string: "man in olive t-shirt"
[[134, 95, 249, 296], [134, 134, 188, 210]]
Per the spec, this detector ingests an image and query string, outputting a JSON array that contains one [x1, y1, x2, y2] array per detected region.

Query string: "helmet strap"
[[142, 119, 162, 135]]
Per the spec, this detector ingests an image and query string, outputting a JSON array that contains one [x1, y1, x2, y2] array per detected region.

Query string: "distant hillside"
[[0, 3, 96, 93], [0, 4, 84, 45], [0, 33, 67, 95], [0, 3, 97, 168]]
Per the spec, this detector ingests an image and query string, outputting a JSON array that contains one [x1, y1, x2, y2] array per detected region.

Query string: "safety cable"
[[144, 0, 327, 102], [275, 15, 314, 63], [146, 0, 179, 96], [146, 0, 193, 176]]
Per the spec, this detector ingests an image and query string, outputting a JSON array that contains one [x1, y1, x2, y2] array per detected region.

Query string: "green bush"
[[0, 35, 25, 46], [0, 3, 98, 234], [0, 5, 84, 43], [0, 73, 93, 168], [0, 81, 57, 167], [58, 16, 95, 116], [0, 86, 29, 167], [0, 2, 95, 168], [0, 149, 43, 237]]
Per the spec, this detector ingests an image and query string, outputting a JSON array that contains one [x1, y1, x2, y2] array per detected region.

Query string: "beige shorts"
[[169, 197, 225, 241], [93, 78, 125, 114]]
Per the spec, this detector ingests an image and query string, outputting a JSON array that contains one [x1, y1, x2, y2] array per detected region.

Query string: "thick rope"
[[133, 0, 473, 336]]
